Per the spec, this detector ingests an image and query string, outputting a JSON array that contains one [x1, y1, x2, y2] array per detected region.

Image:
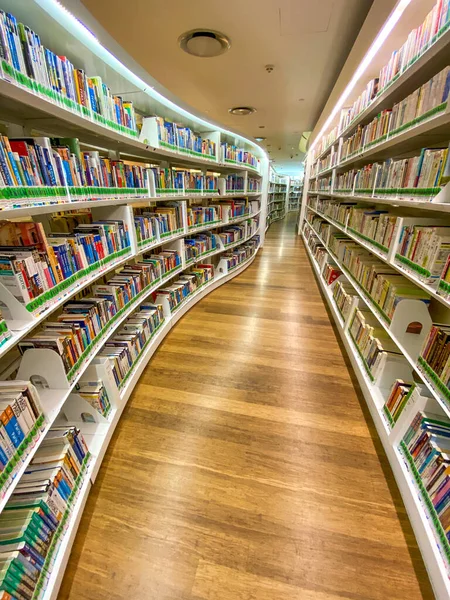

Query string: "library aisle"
[[59, 214, 433, 600]]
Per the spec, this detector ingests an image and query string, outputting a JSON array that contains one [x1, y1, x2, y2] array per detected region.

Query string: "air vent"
[[179, 30, 231, 57]]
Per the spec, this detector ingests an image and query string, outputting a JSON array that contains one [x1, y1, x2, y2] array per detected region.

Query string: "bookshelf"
[[300, 3, 450, 598], [0, 2, 269, 598], [288, 178, 303, 213], [265, 170, 289, 231]]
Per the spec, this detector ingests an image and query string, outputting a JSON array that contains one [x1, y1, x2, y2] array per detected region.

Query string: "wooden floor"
[[59, 214, 435, 600]]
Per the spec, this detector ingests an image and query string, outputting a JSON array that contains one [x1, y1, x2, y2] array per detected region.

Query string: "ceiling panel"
[[81, 0, 373, 175]]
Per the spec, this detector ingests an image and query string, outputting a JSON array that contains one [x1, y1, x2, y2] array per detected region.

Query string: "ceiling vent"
[[228, 107, 256, 116], [178, 30, 231, 57]]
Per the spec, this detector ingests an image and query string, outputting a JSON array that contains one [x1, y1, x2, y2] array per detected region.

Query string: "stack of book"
[[397, 224, 450, 281], [150, 167, 176, 193], [332, 280, 357, 321], [317, 176, 332, 192], [402, 410, 450, 540], [0, 381, 45, 497], [98, 303, 164, 387], [0, 11, 137, 134], [17, 257, 166, 379], [339, 78, 379, 133], [146, 204, 183, 237], [221, 236, 259, 270], [134, 211, 157, 247], [337, 147, 449, 195], [349, 307, 402, 379], [156, 265, 214, 312], [155, 118, 216, 158], [187, 205, 222, 229], [318, 150, 337, 173], [384, 379, 416, 424], [307, 214, 332, 244], [221, 144, 259, 169], [225, 174, 245, 193], [420, 324, 450, 388], [0, 136, 147, 192], [75, 380, 111, 419], [335, 170, 356, 192], [379, 1, 450, 91], [0, 424, 90, 598], [0, 217, 130, 312], [144, 249, 181, 278], [247, 177, 261, 192], [312, 126, 339, 162], [205, 174, 219, 192], [185, 233, 217, 262], [303, 226, 327, 267], [329, 234, 431, 320], [322, 203, 398, 251], [219, 225, 246, 247]]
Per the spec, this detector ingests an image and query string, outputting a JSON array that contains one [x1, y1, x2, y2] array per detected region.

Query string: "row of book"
[[335, 147, 449, 194], [185, 233, 218, 263], [0, 218, 130, 309], [221, 236, 260, 271], [76, 379, 111, 419], [341, 66, 450, 161], [172, 170, 218, 193], [0, 135, 147, 191], [349, 307, 401, 379], [0, 424, 90, 599], [17, 249, 182, 379], [397, 224, 450, 281], [0, 11, 137, 133], [247, 177, 261, 192], [0, 381, 45, 497], [315, 200, 398, 252], [155, 117, 216, 158], [332, 279, 357, 323], [187, 205, 221, 229], [317, 149, 338, 174], [329, 231, 432, 320], [338, 0, 450, 134], [221, 144, 259, 169], [310, 176, 332, 193], [420, 324, 450, 389], [306, 216, 432, 320], [403, 410, 450, 542], [98, 303, 165, 389], [133, 205, 183, 246], [384, 379, 416, 424], [311, 126, 339, 163], [225, 174, 245, 192], [156, 266, 215, 312]]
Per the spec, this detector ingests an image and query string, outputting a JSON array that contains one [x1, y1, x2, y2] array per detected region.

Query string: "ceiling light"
[[255, 137, 265, 142], [259, 125, 265, 129], [229, 106, 256, 116], [310, 0, 412, 151], [179, 30, 231, 57]]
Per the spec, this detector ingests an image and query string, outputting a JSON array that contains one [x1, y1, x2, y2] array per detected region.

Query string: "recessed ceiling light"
[[298, 98, 304, 102], [178, 30, 231, 57], [259, 125, 265, 129], [228, 106, 256, 116], [255, 137, 265, 142]]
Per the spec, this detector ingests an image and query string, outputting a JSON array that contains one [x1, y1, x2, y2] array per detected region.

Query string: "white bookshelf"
[[300, 9, 450, 598], [266, 169, 289, 229], [0, 1, 269, 598]]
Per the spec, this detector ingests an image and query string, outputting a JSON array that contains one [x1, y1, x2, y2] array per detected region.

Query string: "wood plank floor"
[[59, 214, 435, 600]]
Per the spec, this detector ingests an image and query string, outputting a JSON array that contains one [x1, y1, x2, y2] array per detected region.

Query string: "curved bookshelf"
[[0, 2, 269, 599]]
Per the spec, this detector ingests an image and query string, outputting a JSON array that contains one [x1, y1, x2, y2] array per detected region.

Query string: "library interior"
[[0, 0, 449, 598]]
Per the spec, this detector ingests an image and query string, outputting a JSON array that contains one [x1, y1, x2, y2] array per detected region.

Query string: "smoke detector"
[[179, 30, 231, 57], [228, 107, 256, 116]]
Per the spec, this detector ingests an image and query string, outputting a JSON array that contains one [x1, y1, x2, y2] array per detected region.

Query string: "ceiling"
[[80, 0, 373, 176]]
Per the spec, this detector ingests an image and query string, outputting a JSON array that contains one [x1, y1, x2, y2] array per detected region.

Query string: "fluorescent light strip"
[[309, 0, 412, 153], [36, 0, 268, 158]]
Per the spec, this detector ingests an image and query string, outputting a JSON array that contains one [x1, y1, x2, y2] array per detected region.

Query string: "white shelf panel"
[[302, 232, 450, 600]]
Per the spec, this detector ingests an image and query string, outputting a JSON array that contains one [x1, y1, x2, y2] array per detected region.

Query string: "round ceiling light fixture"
[[178, 30, 231, 58], [255, 137, 265, 142], [228, 106, 256, 116]]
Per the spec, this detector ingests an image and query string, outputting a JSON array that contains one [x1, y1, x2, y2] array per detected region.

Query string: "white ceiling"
[[80, 0, 373, 176]]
